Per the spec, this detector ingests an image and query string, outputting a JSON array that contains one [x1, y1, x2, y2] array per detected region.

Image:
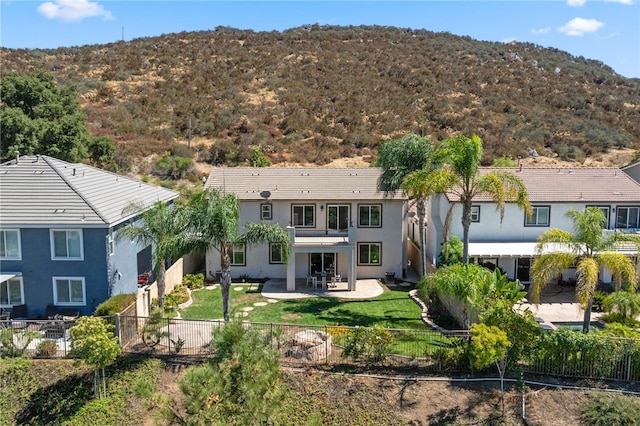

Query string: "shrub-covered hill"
[[2, 24, 639, 167]]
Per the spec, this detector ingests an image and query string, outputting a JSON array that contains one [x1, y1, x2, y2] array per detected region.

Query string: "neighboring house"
[[426, 167, 640, 283], [204, 167, 408, 291], [621, 160, 640, 185], [0, 155, 179, 317]]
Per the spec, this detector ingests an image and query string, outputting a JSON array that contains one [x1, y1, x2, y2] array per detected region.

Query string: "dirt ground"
[[153, 365, 624, 425]]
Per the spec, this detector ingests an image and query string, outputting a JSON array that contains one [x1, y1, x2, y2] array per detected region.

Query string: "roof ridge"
[[44, 156, 109, 224]]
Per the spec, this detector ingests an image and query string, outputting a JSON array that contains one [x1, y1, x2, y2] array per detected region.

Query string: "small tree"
[[178, 321, 284, 424], [69, 317, 121, 398], [470, 323, 511, 417]]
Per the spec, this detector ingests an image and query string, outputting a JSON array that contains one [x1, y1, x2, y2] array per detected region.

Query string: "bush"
[[182, 273, 205, 290], [581, 393, 640, 426], [341, 325, 394, 363], [35, 340, 58, 358], [94, 293, 136, 316]]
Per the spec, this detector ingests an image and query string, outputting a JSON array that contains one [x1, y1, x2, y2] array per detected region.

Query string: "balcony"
[[288, 227, 355, 247]]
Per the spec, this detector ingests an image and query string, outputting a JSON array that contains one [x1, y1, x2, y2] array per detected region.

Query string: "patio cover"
[[468, 242, 538, 257], [468, 241, 638, 257], [0, 272, 21, 283]]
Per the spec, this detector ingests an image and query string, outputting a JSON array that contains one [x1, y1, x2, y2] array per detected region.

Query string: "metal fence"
[[4, 315, 640, 383]]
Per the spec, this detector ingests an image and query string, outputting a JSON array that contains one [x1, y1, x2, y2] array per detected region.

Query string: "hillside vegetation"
[[1, 25, 639, 169]]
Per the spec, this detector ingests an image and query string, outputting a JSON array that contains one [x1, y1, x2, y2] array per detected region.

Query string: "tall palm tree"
[[436, 134, 531, 264], [531, 207, 640, 332], [119, 201, 188, 308], [183, 187, 291, 321], [373, 134, 442, 277]]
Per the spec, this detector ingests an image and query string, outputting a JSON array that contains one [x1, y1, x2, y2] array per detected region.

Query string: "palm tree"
[[373, 134, 442, 277], [118, 201, 188, 308], [184, 187, 291, 321], [436, 134, 531, 264], [531, 207, 640, 332]]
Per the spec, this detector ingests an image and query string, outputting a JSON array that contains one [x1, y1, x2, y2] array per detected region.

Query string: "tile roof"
[[447, 167, 640, 203], [205, 167, 404, 201], [0, 155, 179, 227]]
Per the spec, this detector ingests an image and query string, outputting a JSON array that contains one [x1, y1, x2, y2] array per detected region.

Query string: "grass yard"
[[181, 282, 429, 330]]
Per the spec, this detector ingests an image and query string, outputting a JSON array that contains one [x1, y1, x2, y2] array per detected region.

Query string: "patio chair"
[[330, 274, 341, 288]]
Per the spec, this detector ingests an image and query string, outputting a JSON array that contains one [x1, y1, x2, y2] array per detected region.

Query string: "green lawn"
[[181, 282, 429, 330]]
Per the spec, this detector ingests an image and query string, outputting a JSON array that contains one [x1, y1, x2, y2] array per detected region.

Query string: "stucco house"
[[426, 167, 640, 283], [0, 155, 179, 317], [204, 167, 408, 291]]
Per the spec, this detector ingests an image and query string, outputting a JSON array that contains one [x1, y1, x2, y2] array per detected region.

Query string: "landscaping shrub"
[[94, 293, 136, 316], [580, 393, 640, 426], [341, 325, 394, 363], [182, 273, 205, 290], [35, 340, 58, 358]]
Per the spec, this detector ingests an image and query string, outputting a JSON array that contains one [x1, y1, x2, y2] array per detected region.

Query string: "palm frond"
[[530, 252, 577, 303], [597, 251, 638, 292], [239, 222, 292, 263], [575, 257, 599, 306]]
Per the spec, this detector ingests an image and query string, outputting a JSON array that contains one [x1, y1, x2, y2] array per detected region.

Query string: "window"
[[358, 204, 381, 227], [269, 244, 284, 264], [51, 229, 83, 260], [0, 229, 21, 259], [471, 206, 481, 223], [586, 205, 610, 228], [358, 243, 381, 265], [230, 245, 245, 266], [107, 230, 115, 256], [616, 207, 640, 229], [328, 205, 350, 231], [261, 203, 272, 220], [292, 205, 314, 227], [53, 277, 85, 305], [0, 277, 23, 306], [525, 206, 550, 227]]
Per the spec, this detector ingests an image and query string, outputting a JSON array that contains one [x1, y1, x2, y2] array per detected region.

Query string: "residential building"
[[0, 155, 179, 317], [204, 167, 408, 291], [426, 167, 640, 283]]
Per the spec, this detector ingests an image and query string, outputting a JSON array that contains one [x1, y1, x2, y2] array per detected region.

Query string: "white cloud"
[[567, 0, 587, 7], [531, 27, 551, 35], [37, 0, 113, 22], [558, 17, 604, 36]]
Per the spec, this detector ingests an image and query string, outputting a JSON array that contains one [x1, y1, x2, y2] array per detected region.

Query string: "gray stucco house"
[[0, 155, 179, 317]]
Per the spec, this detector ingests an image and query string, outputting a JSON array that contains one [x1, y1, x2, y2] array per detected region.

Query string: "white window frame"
[[269, 243, 284, 264], [358, 204, 382, 227], [52, 276, 86, 306], [0, 277, 24, 307], [230, 245, 245, 266], [470, 205, 481, 223], [50, 229, 84, 260], [358, 242, 382, 265], [525, 206, 550, 227], [261, 203, 273, 220], [292, 205, 315, 227], [0, 229, 21, 260], [107, 230, 115, 256]]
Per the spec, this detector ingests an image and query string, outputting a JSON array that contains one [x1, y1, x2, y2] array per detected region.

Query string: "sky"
[[1, 0, 638, 78]]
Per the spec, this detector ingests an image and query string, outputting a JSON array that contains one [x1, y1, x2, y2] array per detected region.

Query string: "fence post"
[[114, 313, 121, 346], [325, 325, 328, 365]]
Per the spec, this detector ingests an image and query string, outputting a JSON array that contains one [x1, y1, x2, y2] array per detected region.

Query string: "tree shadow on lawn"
[[15, 354, 149, 425]]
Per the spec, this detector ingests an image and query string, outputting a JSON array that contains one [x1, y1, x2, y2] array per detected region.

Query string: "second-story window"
[[471, 206, 481, 223], [0, 229, 21, 260], [51, 229, 83, 260], [261, 203, 272, 220], [292, 205, 314, 227], [525, 206, 550, 227], [616, 206, 640, 229], [358, 204, 381, 227]]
